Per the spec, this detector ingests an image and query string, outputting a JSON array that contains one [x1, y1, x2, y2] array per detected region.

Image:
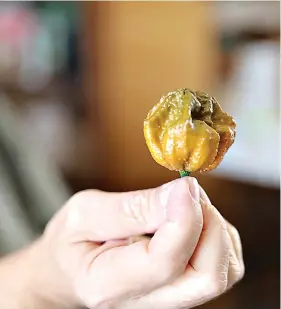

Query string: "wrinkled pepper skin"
[[144, 88, 236, 173]]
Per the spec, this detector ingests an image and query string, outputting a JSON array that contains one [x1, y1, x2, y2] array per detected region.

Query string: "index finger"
[[63, 182, 170, 242], [148, 178, 203, 276]]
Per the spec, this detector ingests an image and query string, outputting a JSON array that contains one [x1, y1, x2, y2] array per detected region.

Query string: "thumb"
[[64, 181, 175, 242]]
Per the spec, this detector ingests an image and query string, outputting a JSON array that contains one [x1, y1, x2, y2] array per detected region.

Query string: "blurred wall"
[[82, 2, 220, 191]]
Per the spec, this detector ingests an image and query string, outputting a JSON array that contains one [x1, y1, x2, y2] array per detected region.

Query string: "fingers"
[[124, 198, 231, 309], [226, 222, 244, 270], [66, 178, 244, 309], [94, 178, 203, 308], [75, 177, 203, 307], [188, 201, 230, 293], [200, 186, 245, 288], [226, 222, 245, 288], [148, 177, 203, 277], [75, 239, 151, 307], [130, 187, 244, 309], [63, 182, 173, 242]]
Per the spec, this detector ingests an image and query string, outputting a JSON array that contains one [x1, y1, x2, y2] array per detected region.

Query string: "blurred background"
[[0, 1, 279, 308]]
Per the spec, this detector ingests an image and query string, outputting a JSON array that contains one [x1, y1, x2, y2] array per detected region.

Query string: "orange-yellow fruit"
[[144, 88, 236, 173]]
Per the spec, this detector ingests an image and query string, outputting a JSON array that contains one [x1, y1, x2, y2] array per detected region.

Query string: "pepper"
[[144, 88, 236, 174]]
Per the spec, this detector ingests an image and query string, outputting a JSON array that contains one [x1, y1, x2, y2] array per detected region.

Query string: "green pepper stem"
[[179, 170, 190, 177]]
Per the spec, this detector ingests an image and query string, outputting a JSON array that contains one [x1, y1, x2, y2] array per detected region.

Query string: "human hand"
[[2, 177, 244, 309]]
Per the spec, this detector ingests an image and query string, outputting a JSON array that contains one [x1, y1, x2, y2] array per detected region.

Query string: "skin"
[[0, 177, 244, 309]]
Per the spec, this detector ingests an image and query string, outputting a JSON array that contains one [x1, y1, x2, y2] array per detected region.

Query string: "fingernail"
[[158, 178, 201, 224], [188, 177, 200, 203], [159, 180, 176, 216], [145, 180, 176, 232], [159, 177, 199, 221]]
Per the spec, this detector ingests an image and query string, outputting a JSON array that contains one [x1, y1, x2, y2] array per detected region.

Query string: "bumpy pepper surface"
[[144, 88, 236, 173]]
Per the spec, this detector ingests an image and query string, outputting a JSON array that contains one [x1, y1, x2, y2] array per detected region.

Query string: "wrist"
[[0, 238, 82, 309]]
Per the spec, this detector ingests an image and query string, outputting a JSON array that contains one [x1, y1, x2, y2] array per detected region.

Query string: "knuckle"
[[68, 189, 97, 206], [230, 256, 245, 283], [230, 223, 241, 241], [65, 190, 98, 229], [122, 191, 150, 227], [68, 189, 101, 213], [208, 273, 228, 296], [66, 192, 87, 217], [228, 264, 245, 289], [236, 262, 245, 282]]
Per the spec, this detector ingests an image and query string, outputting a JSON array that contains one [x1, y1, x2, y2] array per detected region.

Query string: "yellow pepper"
[[144, 88, 236, 174]]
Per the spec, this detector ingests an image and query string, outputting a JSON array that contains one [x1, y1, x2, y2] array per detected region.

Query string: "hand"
[[0, 177, 244, 309]]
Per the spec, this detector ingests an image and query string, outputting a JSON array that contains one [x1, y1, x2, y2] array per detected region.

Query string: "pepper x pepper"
[[144, 88, 236, 174]]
